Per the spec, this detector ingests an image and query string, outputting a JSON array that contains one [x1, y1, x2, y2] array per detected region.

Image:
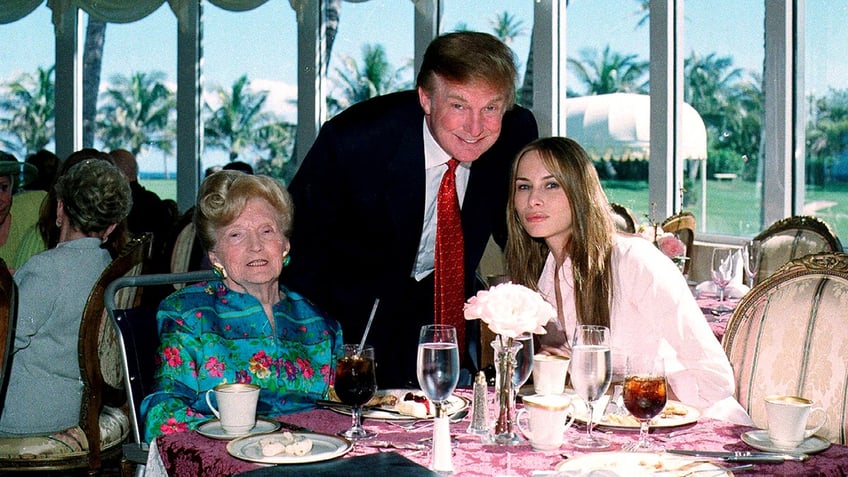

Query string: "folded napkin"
[[696, 250, 750, 299]]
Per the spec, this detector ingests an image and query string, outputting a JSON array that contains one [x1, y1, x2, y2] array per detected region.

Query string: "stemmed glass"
[[334, 344, 377, 440], [711, 247, 737, 313], [512, 332, 534, 392], [742, 240, 763, 289], [569, 325, 612, 449], [622, 355, 667, 452], [417, 324, 460, 473]]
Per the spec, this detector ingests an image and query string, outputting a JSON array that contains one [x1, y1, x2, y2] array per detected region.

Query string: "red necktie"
[[434, 159, 465, 359]]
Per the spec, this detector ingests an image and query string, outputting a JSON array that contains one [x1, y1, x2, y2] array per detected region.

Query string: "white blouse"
[[537, 234, 753, 425]]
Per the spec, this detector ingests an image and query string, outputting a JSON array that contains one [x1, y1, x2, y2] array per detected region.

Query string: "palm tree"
[[204, 75, 274, 162], [489, 11, 526, 46], [0, 66, 55, 157], [327, 44, 412, 116], [567, 45, 649, 96], [97, 71, 175, 157]]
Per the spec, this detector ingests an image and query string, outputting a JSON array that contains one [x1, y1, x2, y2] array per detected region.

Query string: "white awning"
[[565, 93, 707, 161]]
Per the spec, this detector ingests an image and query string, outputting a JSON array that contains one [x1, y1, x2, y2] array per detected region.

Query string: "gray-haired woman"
[[0, 159, 132, 435]]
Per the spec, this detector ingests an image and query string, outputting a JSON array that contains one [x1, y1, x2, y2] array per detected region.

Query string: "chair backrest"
[[753, 215, 843, 285], [610, 202, 638, 234], [723, 252, 848, 445], [78, 233, 152, 472], [0, 259, 16, 414], [105, 270, 217, 445], [661, 211, 696, 274]]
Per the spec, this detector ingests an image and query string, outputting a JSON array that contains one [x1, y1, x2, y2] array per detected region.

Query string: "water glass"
[[569, 325, 612, 449]]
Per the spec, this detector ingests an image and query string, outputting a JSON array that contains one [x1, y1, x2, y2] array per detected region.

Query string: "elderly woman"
[[505, 137, 752, 425], [140, 171, 342, 441], [0, 159, 132, 435]]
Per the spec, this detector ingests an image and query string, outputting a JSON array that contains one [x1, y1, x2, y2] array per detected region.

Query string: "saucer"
[[741, 429, 830, 454], [196, 418, 281, 440]]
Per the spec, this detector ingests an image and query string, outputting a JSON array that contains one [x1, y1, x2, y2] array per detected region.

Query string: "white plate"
[[196, 418, 282, 440], [741, 429, 831, 454], [555, 451, 732, 476], [328, 389, 470, 420], [569, 394, 700, 429], [227, 431, 352, 464]]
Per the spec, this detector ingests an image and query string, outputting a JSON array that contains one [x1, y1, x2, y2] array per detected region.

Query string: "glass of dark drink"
[[334, 344, 377, 440], [622, 355, 667, 452]]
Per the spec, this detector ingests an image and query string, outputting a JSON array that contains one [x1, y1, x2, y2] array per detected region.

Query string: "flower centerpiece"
[[638, 224, 688, 272], [464, 282, 555, 444]]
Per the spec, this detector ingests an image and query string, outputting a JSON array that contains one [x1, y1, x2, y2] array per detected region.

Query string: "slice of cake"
[[395, 392, 432, 418]]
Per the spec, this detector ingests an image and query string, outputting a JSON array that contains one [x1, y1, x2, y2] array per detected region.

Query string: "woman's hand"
[[538, 343, 571, 359]]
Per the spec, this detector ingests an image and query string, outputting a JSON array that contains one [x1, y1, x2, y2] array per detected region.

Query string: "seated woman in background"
[[0, 159, 132, 435], [141, 171, 342, 441], [505, 137, 752, 425], [0, 151, 39, 267]]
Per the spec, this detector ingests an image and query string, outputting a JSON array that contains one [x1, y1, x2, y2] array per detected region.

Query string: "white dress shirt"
[[537, 234, 753, 425], [412, 119, 470, 280]]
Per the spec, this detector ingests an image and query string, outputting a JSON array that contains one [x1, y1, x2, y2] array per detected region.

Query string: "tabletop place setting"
[[146, 286, 842, 477]]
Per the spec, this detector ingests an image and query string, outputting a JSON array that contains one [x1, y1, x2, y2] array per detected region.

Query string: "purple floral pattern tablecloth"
[[696, 293, 740, 342], [150, 394, 848, 476]]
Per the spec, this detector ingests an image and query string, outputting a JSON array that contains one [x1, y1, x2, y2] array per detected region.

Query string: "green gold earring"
[[212, 262, 228, 279]]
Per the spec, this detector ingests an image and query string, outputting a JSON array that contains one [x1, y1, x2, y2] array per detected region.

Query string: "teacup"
[[531, 354, 570, 395], [517, 394, 576, 451], [764, 395, 828, 450], [205, 383, 260, 435]]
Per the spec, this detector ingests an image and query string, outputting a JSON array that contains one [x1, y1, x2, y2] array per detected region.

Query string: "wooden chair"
[[723, 252, 848, 445], [661, 211, 696, 275], [0, 259, 16, 415], [104, 269, 217, 477], [753, 215, 843, 286], [0, 234, 152, 475], [610, 202, 638, 233]]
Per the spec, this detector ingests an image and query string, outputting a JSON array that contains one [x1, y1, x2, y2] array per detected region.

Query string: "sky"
[[2, 0, 847, 173]]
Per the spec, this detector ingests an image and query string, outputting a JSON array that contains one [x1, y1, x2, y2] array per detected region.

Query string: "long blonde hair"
[[505, 137, 616, 328]]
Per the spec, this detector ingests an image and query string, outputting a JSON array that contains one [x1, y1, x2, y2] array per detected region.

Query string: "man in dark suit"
[[284, 32, 538, 388]]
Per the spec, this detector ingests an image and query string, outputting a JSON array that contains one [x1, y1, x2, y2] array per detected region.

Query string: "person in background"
[[0, 159, 132, 435], [505, 137, 752, 425], [283, 31, 538, 388], [23, 149, 61, 193], [13, 148, 127, 269], [222, 160, 254, 175], [109, 148, 173, 267], [140, 171, 342, 441], [0, 151, 39, 266]]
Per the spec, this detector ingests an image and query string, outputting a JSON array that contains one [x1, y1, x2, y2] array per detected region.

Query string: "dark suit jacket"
[[283, 90, 538, 387]]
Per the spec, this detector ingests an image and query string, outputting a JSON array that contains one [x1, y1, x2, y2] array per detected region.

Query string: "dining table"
[[695, 292, 739, 342], [144, 388, 848, 476]]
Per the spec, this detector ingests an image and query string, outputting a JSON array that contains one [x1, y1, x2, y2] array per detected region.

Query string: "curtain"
[[0, 0, 43, 24]]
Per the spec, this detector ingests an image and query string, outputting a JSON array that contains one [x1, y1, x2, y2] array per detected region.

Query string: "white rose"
[[464, 282, 554, 338]]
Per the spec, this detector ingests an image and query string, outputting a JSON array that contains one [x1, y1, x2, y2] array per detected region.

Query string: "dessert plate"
[[568, 394, 700, 429], [196, 418, 281, 440], [324, 388, 469, 420], [227, 431, 352, 464], [741, 429, 830, 454]]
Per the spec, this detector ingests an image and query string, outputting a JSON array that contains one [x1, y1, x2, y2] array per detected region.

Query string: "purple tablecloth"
[[153, 400, 848, 476], [696, 294, 740, 342]]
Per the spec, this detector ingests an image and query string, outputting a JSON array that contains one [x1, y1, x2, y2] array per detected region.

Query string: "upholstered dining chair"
[[610, 202, 638, 234], [752, 215, 843, 286], [104, 269, 217, 477], [0, 259, 16, 415], [0, 233, 152, 476], [722, 252, 848, 446], [660, 211, 696, 275]]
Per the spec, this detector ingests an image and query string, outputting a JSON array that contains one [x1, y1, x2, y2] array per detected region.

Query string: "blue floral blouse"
[[140, 280, 342, 442]]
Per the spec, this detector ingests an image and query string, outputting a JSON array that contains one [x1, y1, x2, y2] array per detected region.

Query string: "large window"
[[803, 0, 848, 241]]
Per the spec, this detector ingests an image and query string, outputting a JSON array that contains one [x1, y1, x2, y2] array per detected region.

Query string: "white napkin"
[[696, 250, 750, 299]]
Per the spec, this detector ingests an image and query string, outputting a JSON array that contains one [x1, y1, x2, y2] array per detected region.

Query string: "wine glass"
[[512, 333, 534, 392], [742, 239, 763, 288], [622, 355, 667, 452], [417, 325, 460, 473], [334, 344, 377, 440], [417, 324, 460, 417], [711, 247, 737, 313], [569, 325, 612, 449]]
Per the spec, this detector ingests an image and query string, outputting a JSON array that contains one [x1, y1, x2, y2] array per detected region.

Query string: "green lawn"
[[603, 179, 848, 239], [141, 177, 848, 241]]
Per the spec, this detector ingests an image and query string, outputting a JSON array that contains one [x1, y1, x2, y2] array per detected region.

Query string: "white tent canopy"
[[565, 93, 707, 161]]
